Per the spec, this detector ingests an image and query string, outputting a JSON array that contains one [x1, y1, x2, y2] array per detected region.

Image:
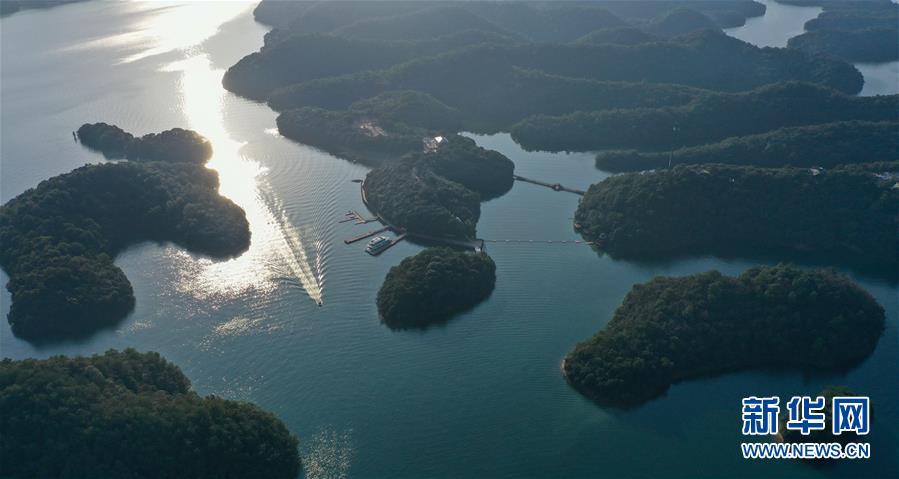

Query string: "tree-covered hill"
[[645, 8, 719, 38], [0, 127, 250, 341], [786, 0, 898, 62], [575, 27, 660, 45], [594, 121, 899, 172], [223, 31, 516, 101], [276, 107, 426, 166], [788, 27, 899, 63], [574, 163, 899, 273], [564, 265, 885, 407], [511, 82, 898, 152], [266, 31, 862, 116], [377, 248, 496, 329], [363, 135, 513, 238], [274, 90, 465, 165], [77, 123, 213, 163], [270, 64, 703, 132], [0, 349, 301, 478], [250, 1, 765, 34]]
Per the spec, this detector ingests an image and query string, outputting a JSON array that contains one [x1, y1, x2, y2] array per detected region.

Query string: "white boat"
[[365, 235, 392, 255]]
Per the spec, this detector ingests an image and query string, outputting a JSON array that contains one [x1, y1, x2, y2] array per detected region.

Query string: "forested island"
[[264, 31, 861, 123], [787, 0, 899, 62], [78, 122, 213, 163], [377, 248, 496, 329], [0, 125, 249, 340], [275, 91, 462, 165], [363, 135, 513, 238], [225, 0, 862, 139], [511, 82, 899, 152], [0, 349, 301, 478], [574, 163, 899, 273], [594, 121, 899, 172], [563, 265, 885, 407], [789, 27, 899, 63]]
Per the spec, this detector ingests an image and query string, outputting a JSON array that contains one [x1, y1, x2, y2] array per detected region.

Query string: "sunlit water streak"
[[51, 1, 326, 306], [2, 3, 896, 478], [161, 53, 324, 305], [63, 1, 254, 64]]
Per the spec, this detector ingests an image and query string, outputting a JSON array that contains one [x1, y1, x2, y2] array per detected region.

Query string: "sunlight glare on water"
[[160, 32, 325, 305], [64, 1, 254, 63], [66, 0, 327, 306]]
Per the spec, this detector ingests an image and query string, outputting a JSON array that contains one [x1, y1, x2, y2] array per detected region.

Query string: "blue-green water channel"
[[1, 2, 896, 477]]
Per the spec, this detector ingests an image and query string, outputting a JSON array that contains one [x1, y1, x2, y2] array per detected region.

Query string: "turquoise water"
[[1, 2, 896, 478]]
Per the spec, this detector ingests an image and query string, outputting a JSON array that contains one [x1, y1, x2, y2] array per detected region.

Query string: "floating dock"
[[344, 226, 390, 244]]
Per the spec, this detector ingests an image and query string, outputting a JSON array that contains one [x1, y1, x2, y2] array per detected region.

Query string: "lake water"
[[725, 0, 822, 48], [1, 2, 896, 478], [725, 0, 899, 96]]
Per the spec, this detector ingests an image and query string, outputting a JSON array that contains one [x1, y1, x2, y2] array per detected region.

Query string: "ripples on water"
[[1, 2, 897, 478]]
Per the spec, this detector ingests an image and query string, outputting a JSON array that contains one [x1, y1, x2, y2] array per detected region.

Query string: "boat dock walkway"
[[513, 175, 585, 195], [345, 179, 589, 256], [344, 226, 390, 244], [339, 210, 378, 225]]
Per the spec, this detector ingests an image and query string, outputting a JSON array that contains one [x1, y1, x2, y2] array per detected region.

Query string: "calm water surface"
[[725, 0, 899, 96], [725, 0, 821, 48], [1, 2, 897, 478]]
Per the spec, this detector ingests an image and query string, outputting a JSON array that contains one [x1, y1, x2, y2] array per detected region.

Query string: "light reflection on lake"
[[724, 0, 822, 48], [1, 2, 897, 478], [163, 53, 324, 305], [857, 61, 899, 96]]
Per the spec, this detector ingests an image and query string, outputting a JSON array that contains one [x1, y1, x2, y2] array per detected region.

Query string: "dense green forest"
[[804, 2, 898, 32], [645, 7, 719, 38], [789, 28, 899, 63], [250, 1, 765, 36], [365, 156, 480, 239], [363, 136, 513, 238], [271, 63, 704, 132], [266, 31, 861, 114], [786, 0, 898, 62], [223, 31, 516, 101], [276, 107, 425, 165], [77, 123, 213, 164], [224, 1, 874, 160], [595, 121, 899, 172], [377, 248, 496, 329], [0, 132, 250, 340], [275, 90, 463, 165], [350, 90, 464, 131], [0, 349, 301, 478], [574, 163, 899, 273], [563, 265, 885, 407], [575, 26, 659, 45], [512, 82, 898, 152]]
